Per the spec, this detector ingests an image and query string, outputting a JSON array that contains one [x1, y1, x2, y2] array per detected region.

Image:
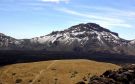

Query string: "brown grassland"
[[0, 59, 120, 84]]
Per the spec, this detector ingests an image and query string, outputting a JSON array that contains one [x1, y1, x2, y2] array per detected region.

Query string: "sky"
[[0, 0, 135, 40]]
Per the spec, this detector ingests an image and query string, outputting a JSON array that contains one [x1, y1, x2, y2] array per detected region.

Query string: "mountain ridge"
[[0, 23, 135, 55]]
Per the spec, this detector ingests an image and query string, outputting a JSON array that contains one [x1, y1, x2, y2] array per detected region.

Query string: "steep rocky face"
[[0, 23, 135, 55]]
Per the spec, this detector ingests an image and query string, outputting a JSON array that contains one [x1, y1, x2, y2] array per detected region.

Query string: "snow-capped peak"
[[29, 23, 124, 52]]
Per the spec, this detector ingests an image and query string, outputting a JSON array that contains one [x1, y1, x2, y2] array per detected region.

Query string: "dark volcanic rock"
[[88, 64, 135, 84], [89, 75, 116, 84]]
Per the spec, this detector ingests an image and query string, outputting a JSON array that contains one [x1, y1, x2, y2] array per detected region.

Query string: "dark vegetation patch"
[[51, 68, 57, 70], [70, 71, 78, 78], [15, 79, 22, 83], [0, 50, 135, 66], [28, 80, 33, 83], [12, 73, 16, 76], [38, 80, 41, 82], [76, 81, 86, 84]]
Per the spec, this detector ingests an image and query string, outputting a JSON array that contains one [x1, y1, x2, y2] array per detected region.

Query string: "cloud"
[[78, 5, 135, 18], [99, 22, 132, 29], [55, 7, 133, 29], [41, 0, 70, 3], [56, 8, 123, 22]]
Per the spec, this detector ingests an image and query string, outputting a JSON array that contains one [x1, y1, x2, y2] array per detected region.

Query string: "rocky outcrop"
[[88, 64, 135, 84]]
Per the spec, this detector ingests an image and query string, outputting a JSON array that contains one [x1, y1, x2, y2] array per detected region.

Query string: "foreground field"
[[0, 59, 120, 84]]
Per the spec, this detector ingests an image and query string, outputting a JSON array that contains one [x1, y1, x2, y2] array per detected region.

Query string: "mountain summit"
[[0, 23, 135, 55], [66, 23, 118, 36]]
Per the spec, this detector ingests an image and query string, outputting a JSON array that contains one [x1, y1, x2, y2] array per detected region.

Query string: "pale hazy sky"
[[0, 0, 135, 40]]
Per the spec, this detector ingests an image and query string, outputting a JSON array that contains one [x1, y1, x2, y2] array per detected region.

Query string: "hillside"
[[0, 59, 120, 84]]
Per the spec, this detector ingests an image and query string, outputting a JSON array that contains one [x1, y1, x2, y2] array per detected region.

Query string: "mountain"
[[31, 23, 121, 52], [29, 23, 135, 55], [0, 33, 22, 49], [0, 23, 135, 55], [130, 40, 135, 45]]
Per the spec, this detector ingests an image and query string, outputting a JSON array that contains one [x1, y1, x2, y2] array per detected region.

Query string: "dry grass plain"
[[0, 59, 120, 84]]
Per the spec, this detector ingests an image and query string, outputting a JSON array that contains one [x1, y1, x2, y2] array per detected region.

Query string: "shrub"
[[12, 73, 16, 76], [38, 80, 41, 82], [83, 76, 87, 81], [15, 79, 22, 83], [76, 81, 85, 84], [51, 68, 56, 70], [28, 80, 33, 82]]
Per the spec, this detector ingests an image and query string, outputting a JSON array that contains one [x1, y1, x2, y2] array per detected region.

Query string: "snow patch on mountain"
[[130, 40, 135, 45], [29, 23, 123, 52]]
